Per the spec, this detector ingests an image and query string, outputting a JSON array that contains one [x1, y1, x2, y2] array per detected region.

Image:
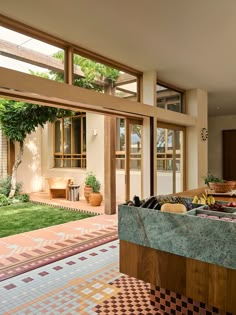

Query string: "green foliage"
[[0, 176, 22, 197], [51, 51, 120, 91], [85, 172, 101, 192], [0, 203, 94, 238], [85, 172, 96, 185], [17, 193, 30, 203], [0, 194, 10, 206], [0, 98, 73, 143], [91, 179, 101, 193], [203, 174, 225, 187]]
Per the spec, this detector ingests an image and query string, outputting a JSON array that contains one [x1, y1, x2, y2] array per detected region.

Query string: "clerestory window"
[[156, 82, 185, 113]]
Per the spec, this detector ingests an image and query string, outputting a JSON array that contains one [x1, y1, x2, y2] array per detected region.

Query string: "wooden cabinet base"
[[120, 240, 236, 314]]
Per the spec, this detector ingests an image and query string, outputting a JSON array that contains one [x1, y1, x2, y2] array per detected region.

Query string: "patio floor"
[[0, 192, 118, 280], [30, 192, 110, 215]]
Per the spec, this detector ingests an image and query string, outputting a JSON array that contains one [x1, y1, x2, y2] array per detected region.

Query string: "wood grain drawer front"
[[120, 240, 236, 313]]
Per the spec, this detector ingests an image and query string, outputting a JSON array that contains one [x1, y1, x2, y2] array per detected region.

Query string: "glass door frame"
[[156, 121, 186, 194], [125, 118, 143, 201]]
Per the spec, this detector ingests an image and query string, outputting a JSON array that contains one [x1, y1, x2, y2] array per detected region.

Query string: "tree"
[[0, 98, 72, 197], [51, 51, 120, 91]]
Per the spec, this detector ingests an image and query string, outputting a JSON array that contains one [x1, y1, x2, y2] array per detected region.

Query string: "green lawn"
[[0, 203, 94, 238]]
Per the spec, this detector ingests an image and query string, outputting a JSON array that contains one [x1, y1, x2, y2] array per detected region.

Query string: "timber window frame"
[[0, 14, 142, 102], [53, 113, 86, 168], [156, 80, 185, 113]]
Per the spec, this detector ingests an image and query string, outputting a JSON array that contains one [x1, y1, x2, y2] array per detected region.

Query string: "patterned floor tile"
[[0, 239, 164, 315]]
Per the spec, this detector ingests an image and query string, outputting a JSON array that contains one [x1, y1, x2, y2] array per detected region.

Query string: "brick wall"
[[0, 129, 8, 179]]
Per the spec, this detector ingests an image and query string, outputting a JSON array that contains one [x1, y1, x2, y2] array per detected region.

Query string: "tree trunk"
[[9, 141, 24, 198]]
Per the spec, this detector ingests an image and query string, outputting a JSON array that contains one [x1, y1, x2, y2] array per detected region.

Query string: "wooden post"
[[104, 82, 116, 214], [64, 47, 74, 85], [104, 116, 116, 214]]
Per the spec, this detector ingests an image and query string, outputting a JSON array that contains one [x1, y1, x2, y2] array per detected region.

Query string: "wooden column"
[[104, 82, 116, 214], [104, 116, 116, 214], [64, 47, 74, 85]]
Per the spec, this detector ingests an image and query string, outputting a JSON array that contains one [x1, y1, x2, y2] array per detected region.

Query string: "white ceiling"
[[1, 0, 236, 116]]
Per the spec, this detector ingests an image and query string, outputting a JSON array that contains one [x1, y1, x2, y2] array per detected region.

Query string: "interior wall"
[[208, 115, 236, 179], [186, 89, 208, 189]]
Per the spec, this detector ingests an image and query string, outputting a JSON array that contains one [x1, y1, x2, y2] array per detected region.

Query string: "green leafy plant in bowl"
[[203, 174, 234, 193]]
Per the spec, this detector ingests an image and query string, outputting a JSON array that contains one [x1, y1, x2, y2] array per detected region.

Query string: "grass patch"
[[0, 203, 94, 238]]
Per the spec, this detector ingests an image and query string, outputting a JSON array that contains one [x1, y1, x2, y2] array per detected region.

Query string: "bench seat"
[[47, 177, 73, 199]]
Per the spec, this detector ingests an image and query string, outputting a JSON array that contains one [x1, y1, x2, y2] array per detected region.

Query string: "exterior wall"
[[40, 113, 104, 199], [0, 129, 8, 179], [208, 115, 236, 179], [16, 128, 43, 193], [41, 123, 86, 197], [86, 113, 105, 195]]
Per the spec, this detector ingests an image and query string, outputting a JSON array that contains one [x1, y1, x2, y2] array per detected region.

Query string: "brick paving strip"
[[0, 227, 118, 282]]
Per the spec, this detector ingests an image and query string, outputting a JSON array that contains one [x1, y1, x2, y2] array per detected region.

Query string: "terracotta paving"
[[0, 192, 118, 274], [30, 192, 108, 215]]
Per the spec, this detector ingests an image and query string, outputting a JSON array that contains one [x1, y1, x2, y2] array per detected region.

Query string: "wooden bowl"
[[209, 181, 235, 193]]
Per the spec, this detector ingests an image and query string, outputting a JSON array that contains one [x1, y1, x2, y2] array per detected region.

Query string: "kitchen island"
[[118, 192, 236, 314]]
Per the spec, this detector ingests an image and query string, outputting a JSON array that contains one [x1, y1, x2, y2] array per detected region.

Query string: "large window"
[[157, 123, 185, 194], [54, 114, 86, 168], [73, 53, 139, 101], [156, 82, 184, 113], [0, 26, 65, 81], [0, 24, 141, 101]]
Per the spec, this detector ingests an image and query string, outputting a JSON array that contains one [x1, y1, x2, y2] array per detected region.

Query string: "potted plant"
[[84, 172, 96, 202], [89, 177, 103, 206], [203, 174, 235, 193]]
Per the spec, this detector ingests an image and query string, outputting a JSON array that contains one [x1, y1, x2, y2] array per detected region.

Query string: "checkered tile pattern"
[[150, 284, 233, 315], [94, 275, 162, 314]]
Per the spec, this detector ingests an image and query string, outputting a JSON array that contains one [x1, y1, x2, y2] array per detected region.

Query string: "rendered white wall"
[[86, 113, 105, 195], [208, 115, 236, 179], [41, 122, 87, 198], [16, 128, 43, 193], [186, 89, 208, 189], [142, 71, 157, 198]]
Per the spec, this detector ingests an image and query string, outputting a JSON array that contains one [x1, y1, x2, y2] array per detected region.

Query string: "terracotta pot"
[[209, 181, 235, 193], [89, 192, 103, 206], [84, 185, 92, 202]]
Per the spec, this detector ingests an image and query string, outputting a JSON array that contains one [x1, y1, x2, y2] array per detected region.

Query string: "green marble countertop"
[[118, 205, 236, 270]]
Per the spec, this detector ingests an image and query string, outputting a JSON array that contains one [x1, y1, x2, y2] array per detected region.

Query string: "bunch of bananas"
[[192, 194, 215, 205]]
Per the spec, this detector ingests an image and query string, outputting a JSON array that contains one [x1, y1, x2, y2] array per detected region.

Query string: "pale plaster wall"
[[40, 123, 86, 193], [186, 89, 208, 189], [86, 113, 105, 196], [16, 128, 43, 193], [142, 71, 156, 198], [208, 115, 236, 179]]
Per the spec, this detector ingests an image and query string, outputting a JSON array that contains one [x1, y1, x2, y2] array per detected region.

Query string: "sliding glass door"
[[116, 118, 143, 202], [156, 123, 185, 194]]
